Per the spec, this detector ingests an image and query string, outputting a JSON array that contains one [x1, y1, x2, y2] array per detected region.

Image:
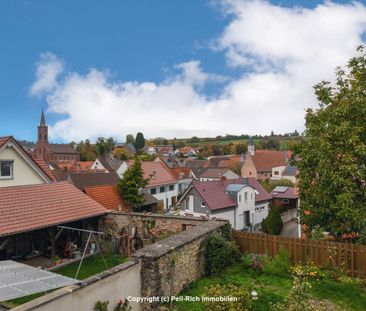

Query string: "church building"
[[32, 110, 80, 162]]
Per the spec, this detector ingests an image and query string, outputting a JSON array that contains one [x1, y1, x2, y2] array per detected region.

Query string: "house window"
[[244, 192, 248, 201], [201, 201, 206, 208], [185, 200, 189, 211], [169, 185, 174, 191], [160, 186, 165, 193], [238, 195, 241, 202], [283, 199, 289, 204], [0, 161, 13, 179], [274, 171, 279, 175], [150, 188, 156, 195]]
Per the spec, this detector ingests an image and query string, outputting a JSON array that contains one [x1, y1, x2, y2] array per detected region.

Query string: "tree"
[[261, 206, 283, 235], [76, 139, 98, 161], [261, 137, 280, 150], [296, 46, 366, 241], [223, 144, 232, 155], [118, 159, 149, 211], [96, 137, 115, 157], [126, 134, 135, 144], [134, 132, 145, 151], [235, 143, 247, 154]]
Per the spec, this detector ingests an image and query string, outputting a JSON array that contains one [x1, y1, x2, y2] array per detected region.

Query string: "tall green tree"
[[134, 132, 145, 151], [118, 159, 149, 211], [296, 46, 366, 241], [96, 137, 115, 156], [126, 134, 135, 144]]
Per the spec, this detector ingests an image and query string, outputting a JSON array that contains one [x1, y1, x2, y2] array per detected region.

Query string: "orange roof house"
[[84, 185, 130, 212], [241, 139, 292, 180], [0, 182, 107, 237]]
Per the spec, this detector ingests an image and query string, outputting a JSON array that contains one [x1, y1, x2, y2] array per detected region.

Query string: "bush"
[[202, 233, 241, 275], [203, 283, 252, 311], [290, 261, 325, 281], [264, 247, 290, 276], [261, 206, 283, 235], [243, 253, 265, 272]]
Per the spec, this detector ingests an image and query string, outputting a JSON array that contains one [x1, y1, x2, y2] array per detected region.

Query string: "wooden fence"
[[232, 231, 366, 278]]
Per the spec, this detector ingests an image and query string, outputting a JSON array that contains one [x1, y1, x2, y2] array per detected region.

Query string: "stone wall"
[[132, 220, 227, 311], [103, 212, 210, 249]]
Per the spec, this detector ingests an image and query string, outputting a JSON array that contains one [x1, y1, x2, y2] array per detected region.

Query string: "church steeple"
[[40, 109, 46, 126], [248, 136, 255, 156]]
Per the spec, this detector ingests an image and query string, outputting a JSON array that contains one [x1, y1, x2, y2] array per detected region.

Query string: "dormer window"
[[201, 201, 206, 208], [0, 160, 13, 179]]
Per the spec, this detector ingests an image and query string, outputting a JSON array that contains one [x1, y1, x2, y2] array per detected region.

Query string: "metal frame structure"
[[57, 226, 108, 279]]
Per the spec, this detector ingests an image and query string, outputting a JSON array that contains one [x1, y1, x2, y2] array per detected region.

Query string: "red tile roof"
[[0, 136, 11, 149], [193, 181, 236, 211], [251, 150, 291, 171], [170, 167, 192, 179], [0, 182, 107, 237], [84, 185, 130, 211], [200, 168, 235, 179], [127, 161, 177, 187], [33, 159, 57, 182], [217, 156, 241, 168], [192, 178, 271, 211]]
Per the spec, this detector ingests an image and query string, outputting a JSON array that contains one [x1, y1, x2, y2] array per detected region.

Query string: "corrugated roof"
[[0, 182, 107, 237]]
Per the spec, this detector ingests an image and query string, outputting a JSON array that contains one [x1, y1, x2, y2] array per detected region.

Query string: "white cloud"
[[31, 1, 366, 142], [30, 52, 64, 95]]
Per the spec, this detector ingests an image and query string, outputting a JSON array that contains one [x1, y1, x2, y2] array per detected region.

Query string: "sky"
[[1, 0, 366, 142]]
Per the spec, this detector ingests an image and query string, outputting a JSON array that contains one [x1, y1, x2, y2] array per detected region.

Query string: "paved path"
[[280, 220, 299, 238]]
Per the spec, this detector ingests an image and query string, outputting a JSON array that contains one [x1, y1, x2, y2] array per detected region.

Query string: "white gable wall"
[[0, 145, 46, 186]]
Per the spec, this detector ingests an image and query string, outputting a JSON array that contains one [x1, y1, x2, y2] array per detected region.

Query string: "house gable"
[[0, 138, 52, 186]]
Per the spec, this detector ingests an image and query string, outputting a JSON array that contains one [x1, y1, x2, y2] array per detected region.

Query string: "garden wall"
[[133, 220, 227, 311], [11, 260, 141, 311], [103, 212, 210, 247]]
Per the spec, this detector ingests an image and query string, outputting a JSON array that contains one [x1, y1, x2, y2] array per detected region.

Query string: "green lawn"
[[175, 262, 366, 311], [1, 253, 126, 308]]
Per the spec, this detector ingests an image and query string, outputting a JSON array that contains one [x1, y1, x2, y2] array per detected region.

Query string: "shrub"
[[261, 206, 283, 235], [271, 276, 318, 311], [94, 301, 109, 311], [310, 225, 326, 240], [243, 253, 265, 272], [203, 283, 252, 311], [290, 261, 325, 281], [113, 300, 132, 311], [264, 247, 290, 276], [202, 232, 241, 275]]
